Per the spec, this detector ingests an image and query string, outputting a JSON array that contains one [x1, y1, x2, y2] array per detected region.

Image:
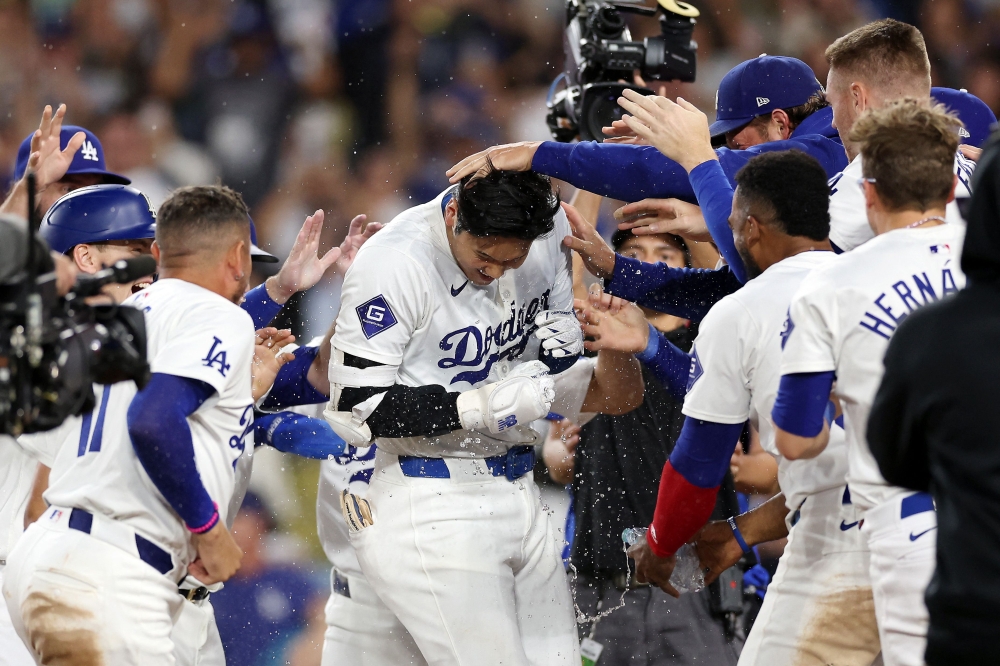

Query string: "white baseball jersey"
[[827, 152, 975, 252], [332, 187, 574, 458], [43, 278, 255, 565], [682, 251, 848, 511], [0, 437, 36, 563], [780, 225, 966, 511]]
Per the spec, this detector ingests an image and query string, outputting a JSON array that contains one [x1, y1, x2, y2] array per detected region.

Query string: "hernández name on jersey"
[[859, 249, 960, 340]]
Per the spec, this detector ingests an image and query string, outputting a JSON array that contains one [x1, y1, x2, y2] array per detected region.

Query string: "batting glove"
[[256, 411, 347, 460], [534, 310, 584, 358], [456, 360, 556, 434]]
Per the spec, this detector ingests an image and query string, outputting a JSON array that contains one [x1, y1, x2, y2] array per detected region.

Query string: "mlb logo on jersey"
[[357, 295, 398, 339], [930, 244, 951, 254]]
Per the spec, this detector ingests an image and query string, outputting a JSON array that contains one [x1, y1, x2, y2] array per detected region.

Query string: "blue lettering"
[[942, 268, 959, 296], [202, 336, 231, 377], [913, 272, 937, 303], [874, 294, 906, 325], [892, 281, 921, 312], [228, 405, 254, 469], [860, 312, 895, 340]]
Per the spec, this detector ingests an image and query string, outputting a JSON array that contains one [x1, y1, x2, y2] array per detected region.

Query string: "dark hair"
[[611, 228, 689, 262], [156, 185, 250, 256], [747, 91, 829, 135], [850, 98, 961, 212], [733, 151, 830, 241], [456, 161, 560, 241], [825, 19, 930, 91]]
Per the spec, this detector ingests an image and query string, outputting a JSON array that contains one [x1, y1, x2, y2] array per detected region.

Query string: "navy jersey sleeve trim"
[[689, 160, 746, 284], [772, 371, 836, 437], [261, 345, 328, 409], [241, 283, 283, 329]]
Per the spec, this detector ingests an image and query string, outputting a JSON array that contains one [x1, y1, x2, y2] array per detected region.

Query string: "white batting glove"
[[534, 310, 584, 358], [456, 360, 555, 434]]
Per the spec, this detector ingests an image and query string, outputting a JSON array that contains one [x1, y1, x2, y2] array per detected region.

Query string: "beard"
[[736, 242, 763, 280]]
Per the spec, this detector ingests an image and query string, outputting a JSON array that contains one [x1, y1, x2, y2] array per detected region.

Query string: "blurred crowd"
[[3, 0, 999, 662]]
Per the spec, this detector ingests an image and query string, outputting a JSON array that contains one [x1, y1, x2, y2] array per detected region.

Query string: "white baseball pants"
[[172, 598, 225, 666], [321, 567, 426, 666], [0, 567, 36, 666], [351, 452, 580, 666], [863, 493, 936, 666], [739, 485, 882, 666]]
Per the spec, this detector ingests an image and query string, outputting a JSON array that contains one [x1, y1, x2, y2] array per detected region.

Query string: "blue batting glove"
[[256, 412, 346, 460]]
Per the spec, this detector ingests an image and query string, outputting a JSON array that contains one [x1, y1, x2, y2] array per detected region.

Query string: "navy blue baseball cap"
[[710, 56, 824, 139], [14, 125, 130, 185], [249, 217, 278, 263], [931, 87, 998, 148], [40, 184, 155, 254]]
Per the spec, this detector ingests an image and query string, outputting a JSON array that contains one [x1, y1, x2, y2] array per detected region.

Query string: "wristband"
[[636, 322, 660, 363], [728, 516, 751, 554], [187, 503, 220, 534]]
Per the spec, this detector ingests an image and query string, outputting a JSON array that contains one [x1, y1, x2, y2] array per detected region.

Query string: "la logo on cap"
[[81, 140, 99, 161], [756, 96, 770, 107]]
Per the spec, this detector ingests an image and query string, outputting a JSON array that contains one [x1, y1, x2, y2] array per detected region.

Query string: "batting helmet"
[[40, 184, 156, 254]]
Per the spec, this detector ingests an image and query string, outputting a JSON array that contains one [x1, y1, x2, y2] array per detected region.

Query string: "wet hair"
[[456, 160, 560, 241], [825, 19, 931, 92], [850, 98, 962, 212], [156, 185, 250, 257], [733, 150, 830, 241]]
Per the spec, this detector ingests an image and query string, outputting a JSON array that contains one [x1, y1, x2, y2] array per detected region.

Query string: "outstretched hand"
[[446, 141, 541, 184], [574, 286, 648, 353], [616, 91, 717, 172], [614, 198, 711, 241], [251, 327, 295, 401], [26, 104, 86, 192], [268, 212, 381, 303], [561, 202, 617, 279]]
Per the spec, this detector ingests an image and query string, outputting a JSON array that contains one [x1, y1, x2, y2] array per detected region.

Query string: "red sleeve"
[[647, 461, 720, 557]]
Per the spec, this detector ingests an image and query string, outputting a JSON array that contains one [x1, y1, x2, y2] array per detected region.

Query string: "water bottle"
[[621, 528, 706, 594]]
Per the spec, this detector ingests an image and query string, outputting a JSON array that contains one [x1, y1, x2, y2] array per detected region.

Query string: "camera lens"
[[590, 6, 625, 40], [580, 82, 653, 142]]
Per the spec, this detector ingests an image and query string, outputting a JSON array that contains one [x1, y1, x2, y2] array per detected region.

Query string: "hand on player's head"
[[616, 91, 717, 172], [561, 202, 617, 279], [446, 141, 541, 184], [615, 198, 712, 242]]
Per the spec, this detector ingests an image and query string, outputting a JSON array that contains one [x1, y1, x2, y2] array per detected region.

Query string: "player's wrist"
[[186, 503, 220, 535], [265, 275, 294, 305], [678, 148, 719, 173]]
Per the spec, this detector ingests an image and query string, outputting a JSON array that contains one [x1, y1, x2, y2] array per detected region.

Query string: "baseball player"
[[3, 185, 261, 664], [772, 100, 967, 666], [576, 107, 880, 660], [823, 20, 978, 252], [324, 164, 650, 665]]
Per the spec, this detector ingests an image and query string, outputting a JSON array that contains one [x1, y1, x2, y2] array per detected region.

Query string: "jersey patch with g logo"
[[357, 295, 398, 339]]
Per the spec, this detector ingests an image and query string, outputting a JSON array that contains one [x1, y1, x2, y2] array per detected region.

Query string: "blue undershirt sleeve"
[[771, 371, 837, 437], [241, 283, 284, 329], [254, 411, 346, 460], [669, 418, 746, 488], [260, 346, 328, 409], [127, 373, 219, 533], [531, 142, 696, 202], [605, 254, 742, 322], [688, 160, 747, 284], [636, 323, 692, 401]]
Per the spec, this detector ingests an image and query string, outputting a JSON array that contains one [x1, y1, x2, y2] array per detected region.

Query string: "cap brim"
[[709, 116, 754, 139], [66, 168, 132, 185], [251, 245, 279, 263]]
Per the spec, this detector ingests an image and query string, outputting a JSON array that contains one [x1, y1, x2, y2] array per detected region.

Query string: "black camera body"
[[0, 204, 151, 436], [547, 0, 699, 142]]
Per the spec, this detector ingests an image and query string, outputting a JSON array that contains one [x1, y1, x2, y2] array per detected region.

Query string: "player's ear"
[[772, 109, 791, 140], [947, 174, 958, 204], [151, 240, 161, 264], [73, 244, 98, 272]]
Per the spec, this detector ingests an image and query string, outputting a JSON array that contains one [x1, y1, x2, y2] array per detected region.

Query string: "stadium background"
[[2, 0, 996, 662]]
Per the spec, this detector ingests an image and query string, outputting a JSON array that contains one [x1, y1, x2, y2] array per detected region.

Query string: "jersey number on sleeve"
[[77, 385, 112, 456]]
